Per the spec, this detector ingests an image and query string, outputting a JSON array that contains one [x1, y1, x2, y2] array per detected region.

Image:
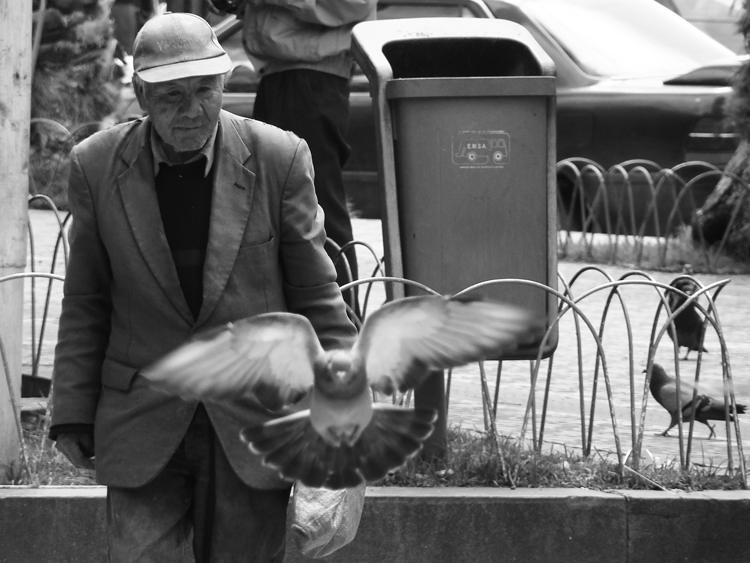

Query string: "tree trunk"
[[0, 1, 32, 477], [691, 140, 750, 261]]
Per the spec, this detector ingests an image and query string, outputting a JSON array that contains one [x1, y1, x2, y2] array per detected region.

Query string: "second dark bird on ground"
[[648, 362, 746, 439], [142, 295, 543, 489], [664, 278, 708, 360]]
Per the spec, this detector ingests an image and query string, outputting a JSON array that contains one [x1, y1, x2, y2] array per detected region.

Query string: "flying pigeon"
[[647, 363, 745, 439], [664, 278, 708, 360], [141, 295, 542, 489]]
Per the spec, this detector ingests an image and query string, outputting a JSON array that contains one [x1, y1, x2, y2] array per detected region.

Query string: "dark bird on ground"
[[665, 278, 708, 360], [142, 295, 542, 489], [648, 363, 745, 439]]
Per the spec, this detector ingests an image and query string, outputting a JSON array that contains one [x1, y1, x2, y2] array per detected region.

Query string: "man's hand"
[[205, 0, 227, 15], [205, 0, 256, 16], [55, 433, 95, 470]]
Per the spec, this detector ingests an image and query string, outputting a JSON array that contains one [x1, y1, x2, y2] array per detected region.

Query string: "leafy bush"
[[30, 0, 124, 209]]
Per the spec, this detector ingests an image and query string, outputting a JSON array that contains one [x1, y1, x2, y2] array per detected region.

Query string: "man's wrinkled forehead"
[[149, 74, 223, 92]]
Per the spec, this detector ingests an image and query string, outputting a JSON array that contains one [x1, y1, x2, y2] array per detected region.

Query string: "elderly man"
[[49, 12, 356, 563]]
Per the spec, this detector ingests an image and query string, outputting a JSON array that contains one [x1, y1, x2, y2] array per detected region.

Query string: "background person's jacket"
[[241, 0, 377, 79]]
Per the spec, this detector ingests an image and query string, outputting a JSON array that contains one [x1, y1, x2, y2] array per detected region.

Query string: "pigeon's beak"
[[333, 368, 348, 382]]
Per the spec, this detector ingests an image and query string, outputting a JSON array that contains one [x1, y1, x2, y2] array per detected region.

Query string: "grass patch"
[[3, 418, 96, 487], [378, 426, 745, 492], [558, 225, 750, 275], [6, 421, 744, 491]]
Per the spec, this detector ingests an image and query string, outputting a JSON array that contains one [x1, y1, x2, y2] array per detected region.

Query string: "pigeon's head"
[[669, 278, 701, 301], [645, 363, 670, 392], [673, 279, 699, 295], [667, 278, 700, 308], [315, 349, 365, 398]]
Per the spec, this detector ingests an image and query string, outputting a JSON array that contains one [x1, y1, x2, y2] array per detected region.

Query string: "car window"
[[665, 0, 744, 53], [524, 0, 736, 78]]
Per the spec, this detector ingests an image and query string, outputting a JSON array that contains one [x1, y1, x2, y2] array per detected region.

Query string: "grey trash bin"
[[352, 17, 558, 360]]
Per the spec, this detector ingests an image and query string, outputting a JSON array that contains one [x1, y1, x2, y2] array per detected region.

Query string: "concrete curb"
[[1, 486, 749, 563]]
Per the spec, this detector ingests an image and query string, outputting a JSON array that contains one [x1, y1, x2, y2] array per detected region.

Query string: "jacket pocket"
[[236, 236, 277, 262], [101, 356, 139, 391]]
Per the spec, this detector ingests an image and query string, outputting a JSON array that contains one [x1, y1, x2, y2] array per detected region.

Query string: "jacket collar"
[[149, 123, 218, 177]]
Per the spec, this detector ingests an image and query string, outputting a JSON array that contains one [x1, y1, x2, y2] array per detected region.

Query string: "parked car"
[[122, 0, 745, 233]]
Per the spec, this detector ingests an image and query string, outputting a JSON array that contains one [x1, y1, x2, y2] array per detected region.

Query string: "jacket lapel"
[[196, 112, 257, 327], [116, 119, 194, 325]]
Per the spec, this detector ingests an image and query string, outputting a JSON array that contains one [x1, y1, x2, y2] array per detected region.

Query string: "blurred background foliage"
[[29, 0, 132, 209]]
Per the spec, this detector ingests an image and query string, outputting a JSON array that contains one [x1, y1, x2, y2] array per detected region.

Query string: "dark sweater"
[[155, 158, 214, 320]]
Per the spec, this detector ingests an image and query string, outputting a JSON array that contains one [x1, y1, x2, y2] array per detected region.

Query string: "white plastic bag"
[[290, 481, 366, 559]]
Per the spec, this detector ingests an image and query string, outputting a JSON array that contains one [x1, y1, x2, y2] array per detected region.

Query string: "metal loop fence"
[[556, 158, 750, 271], [338, 270, 746, 484]]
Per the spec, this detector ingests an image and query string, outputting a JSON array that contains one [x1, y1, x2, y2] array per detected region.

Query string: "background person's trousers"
[[106, 404, 292, 563]]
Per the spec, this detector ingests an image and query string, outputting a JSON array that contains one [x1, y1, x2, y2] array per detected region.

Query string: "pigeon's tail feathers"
[[352, 405, 437, 483], [325, 447, 364, 490], [241, 410, 328, 486], [693, 397, 747, 423], [241, 410, 311, 455], [241, 411, 365, 490], [240, 405, 437, 490]]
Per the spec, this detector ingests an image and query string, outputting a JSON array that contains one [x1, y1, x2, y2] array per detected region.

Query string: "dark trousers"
[[254, 69, 360, 317], [106, 405, 291, 563]]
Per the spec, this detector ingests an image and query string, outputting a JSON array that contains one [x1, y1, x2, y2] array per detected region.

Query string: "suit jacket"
[[51, 110, 357, 488]]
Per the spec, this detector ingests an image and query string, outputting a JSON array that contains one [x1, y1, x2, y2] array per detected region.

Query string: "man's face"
[[135, 74, 224, 156]]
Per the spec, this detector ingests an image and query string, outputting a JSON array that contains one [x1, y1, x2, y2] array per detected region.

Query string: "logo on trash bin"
[[452, 131, 510, 168]]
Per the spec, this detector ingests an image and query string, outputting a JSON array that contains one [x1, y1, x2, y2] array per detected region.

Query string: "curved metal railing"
[[557, 158, 750, 271]]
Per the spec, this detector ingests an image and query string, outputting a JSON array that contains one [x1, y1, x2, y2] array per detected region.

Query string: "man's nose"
[[180, 94, 201, 117]]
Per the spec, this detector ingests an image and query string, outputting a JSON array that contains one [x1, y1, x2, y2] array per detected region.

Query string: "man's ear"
[[132, 76, 149, 112]]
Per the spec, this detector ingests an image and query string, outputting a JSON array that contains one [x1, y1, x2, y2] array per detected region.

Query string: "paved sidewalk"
[[22, 210, 750, 466]]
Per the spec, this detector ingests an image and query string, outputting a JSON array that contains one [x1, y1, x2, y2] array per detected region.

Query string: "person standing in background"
[[111, 0, 157, 54], [208, 0, 378, 319]]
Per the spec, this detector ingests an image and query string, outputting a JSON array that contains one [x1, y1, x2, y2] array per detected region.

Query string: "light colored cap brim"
[[136, 53, 233, 83]]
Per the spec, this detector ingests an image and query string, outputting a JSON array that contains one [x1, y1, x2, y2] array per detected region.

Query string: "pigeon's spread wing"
[[353, 296, 541, 395], [141, 313, 324, 410], [241, 405, 436, 489]]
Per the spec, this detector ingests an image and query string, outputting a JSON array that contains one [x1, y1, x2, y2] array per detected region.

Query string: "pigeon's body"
[[648, 363, 745, 439], [142, 295, 542, 489], [665, 279, 708, 360]]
